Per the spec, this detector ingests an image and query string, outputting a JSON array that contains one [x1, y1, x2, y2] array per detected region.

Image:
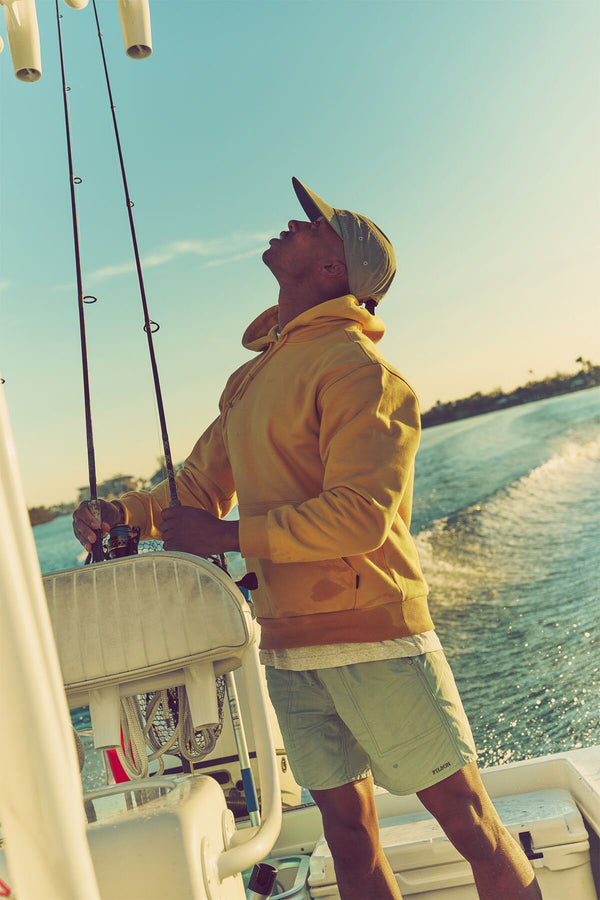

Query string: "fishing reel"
[[105, 524, 141, 559], [85, 524, 141, 565]]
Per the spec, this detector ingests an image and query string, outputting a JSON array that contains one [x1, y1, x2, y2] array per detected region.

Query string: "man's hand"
[[72, 500, 122, 550], [160, 506, 240, 556]]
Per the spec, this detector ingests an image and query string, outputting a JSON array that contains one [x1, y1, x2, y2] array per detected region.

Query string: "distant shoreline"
[[29, 506, 61, 527], [30, 363, 598, 514], [421, 364, 599, 429]]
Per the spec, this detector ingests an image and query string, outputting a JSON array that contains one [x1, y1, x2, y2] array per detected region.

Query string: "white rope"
[[114, 682, 224, 780], [116, 696, 152, 779]]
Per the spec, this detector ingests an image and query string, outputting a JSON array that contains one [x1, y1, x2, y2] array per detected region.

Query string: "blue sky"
[[1, 0, 598, 506]]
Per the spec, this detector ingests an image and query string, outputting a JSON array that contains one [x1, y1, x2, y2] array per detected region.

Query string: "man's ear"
[[322, 260, 347, 279]]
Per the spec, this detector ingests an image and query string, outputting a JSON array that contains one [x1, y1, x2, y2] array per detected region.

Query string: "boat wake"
[[415, 427, 600, 608]]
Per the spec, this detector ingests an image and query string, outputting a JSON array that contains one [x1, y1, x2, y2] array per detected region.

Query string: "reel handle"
[[88, 500, 106, 563]]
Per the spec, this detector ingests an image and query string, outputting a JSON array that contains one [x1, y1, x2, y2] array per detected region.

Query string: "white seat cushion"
[[44, 552, 254, 699]]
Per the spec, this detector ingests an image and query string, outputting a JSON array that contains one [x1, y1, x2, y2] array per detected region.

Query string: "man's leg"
[[311, 775, 402, 900], [417, 761, 542, 899]]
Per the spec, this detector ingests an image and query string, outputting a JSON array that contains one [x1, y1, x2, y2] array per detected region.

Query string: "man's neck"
[[277, 285, 337, 330]]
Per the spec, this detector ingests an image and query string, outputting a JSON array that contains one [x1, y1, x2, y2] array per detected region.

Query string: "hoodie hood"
[[242, 295, 386, 352]]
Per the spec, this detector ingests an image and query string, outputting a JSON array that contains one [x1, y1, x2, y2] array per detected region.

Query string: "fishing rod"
[[56, 2, 236, 573], [55, 0, 104, 562], [90, 0, 180, 509], [52, 2, 261, 808]]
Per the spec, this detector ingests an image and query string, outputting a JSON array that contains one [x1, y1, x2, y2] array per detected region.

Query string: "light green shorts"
[[265, 650, 477, 795]]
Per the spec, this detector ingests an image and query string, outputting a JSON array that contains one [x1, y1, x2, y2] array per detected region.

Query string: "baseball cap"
[[292, 177, 396, 304]]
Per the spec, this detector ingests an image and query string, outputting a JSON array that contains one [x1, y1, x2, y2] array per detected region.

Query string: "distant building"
[[77, 475, 140, 503]]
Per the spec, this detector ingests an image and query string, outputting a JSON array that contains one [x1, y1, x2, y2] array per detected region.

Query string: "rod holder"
[[1, 0, 41, 82], [117, 0, 152, 60], [184, 661, 219, 729], [89, 685, 121, 750]]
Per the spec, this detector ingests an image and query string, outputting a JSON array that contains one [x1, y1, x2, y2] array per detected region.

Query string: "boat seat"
[[44, 551, 252, 749], [40, 551, 282, 896]]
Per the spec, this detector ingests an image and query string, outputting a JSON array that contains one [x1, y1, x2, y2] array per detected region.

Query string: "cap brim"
[[292, 177, 342, 239]]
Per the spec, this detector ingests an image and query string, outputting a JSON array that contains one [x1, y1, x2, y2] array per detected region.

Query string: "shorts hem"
[[301, 768, 372, 793], [375, 752, 478, 796]]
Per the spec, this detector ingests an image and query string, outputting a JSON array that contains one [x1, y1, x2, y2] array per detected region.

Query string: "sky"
[[0, 0, 598, 507]]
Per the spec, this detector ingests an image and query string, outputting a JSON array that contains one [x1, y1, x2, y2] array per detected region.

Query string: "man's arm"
[[72, 496, 240, 557], [117, 415, 237, 540], [72, 414, 237, 552], [159, 506, 240, 555]]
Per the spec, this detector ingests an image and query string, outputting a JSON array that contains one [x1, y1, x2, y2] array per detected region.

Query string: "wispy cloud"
[[0, 280, 11, 293], [87, 230, 273, 285], [51, 230, 274, 292], [89, 261, 136, 282], [204, 248, 267, 269]]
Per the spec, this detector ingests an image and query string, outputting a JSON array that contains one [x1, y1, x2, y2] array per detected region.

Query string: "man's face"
[[262, 216, 346, 283]]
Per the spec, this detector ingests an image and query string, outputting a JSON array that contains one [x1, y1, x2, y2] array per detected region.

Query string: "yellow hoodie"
[[118, 295, 432, 649]]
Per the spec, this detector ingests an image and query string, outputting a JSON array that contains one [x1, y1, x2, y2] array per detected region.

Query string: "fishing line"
[[90, 0, 179, 508], [55, 0, 104, 562]]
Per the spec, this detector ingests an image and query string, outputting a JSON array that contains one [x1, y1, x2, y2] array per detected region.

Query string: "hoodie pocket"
[[249, 556, 358, 620]]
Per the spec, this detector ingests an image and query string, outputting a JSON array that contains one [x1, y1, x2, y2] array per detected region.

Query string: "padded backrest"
[[44, 551, 254, 695]]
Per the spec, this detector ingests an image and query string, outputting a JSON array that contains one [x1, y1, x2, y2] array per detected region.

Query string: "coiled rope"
[[116, 682, 226, 780]]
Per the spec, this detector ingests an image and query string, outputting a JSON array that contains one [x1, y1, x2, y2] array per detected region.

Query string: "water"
[[412, 387, 600, 765], [34, 387, 600, 772]]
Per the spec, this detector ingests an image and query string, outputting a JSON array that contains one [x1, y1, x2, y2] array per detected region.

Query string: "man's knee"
[[312, 777, 381, 870], [417, 762, 505, 862], [440, 801, 506, 863], [323, 817, 381, 872]]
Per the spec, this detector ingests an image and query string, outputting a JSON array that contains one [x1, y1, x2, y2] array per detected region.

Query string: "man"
[[73, 178, 541, 900]]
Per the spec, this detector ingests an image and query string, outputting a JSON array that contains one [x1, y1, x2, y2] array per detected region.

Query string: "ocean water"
[[33, 387, 600, 772]]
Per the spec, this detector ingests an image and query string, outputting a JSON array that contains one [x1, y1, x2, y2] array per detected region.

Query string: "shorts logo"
[[432, 761, 452, 776]]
